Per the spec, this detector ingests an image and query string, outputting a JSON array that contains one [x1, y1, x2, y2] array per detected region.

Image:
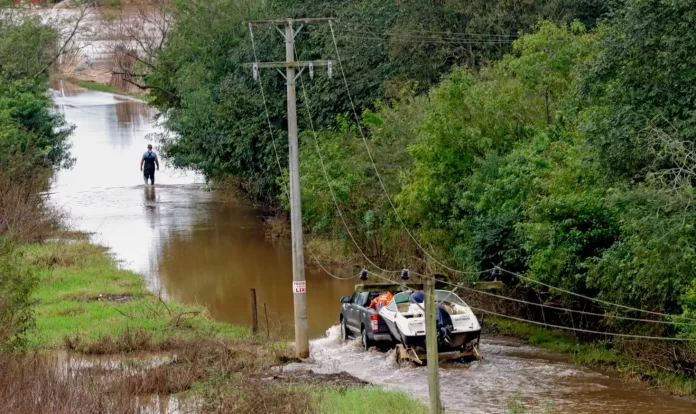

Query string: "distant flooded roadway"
[[50, 81, 695, 413]]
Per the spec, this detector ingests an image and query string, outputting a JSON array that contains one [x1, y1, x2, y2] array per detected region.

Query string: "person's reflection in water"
[[145, 185, 156, 204], [143, 185, 160, 230]]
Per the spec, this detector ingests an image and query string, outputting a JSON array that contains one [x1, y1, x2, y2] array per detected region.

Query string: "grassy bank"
[[485, 317, 696, 396], [56, 77, 146, 99], [14, 240, 426, 412], [22, 242, 245, 349]]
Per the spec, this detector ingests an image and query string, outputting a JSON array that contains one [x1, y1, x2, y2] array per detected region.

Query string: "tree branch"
[[35, 3, 92, 78]]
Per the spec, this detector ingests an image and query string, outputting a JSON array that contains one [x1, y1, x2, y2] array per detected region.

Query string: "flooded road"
[[50, 81, 356, 338], [302, 328, 696, 413], [51, 81, 695, 413]]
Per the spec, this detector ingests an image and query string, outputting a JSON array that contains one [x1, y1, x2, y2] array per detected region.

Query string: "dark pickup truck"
[[339, 288, 394, 350]]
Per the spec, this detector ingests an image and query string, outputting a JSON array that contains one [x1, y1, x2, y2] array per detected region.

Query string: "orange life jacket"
[[369, 292, 393, 310]]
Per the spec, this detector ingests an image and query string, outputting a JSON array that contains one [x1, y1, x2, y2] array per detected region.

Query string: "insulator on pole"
[[252, 63, 259, 81], [308, 61, 314, 79], [327, 60, 333, 79]]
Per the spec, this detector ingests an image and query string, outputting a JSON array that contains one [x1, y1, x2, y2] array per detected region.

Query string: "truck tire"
[[361, 326, 374, 351], [340, 317, 350, 341]]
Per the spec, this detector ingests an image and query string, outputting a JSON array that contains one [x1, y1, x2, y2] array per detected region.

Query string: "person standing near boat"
[[140, 144, 159, 185]]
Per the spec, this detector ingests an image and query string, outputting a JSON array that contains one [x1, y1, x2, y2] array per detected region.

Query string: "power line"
[[293, 42, 417, 279], [248, 24, 285, 190], [328, 20, 483, 277], [406, 266, 696, 325], [499, 268, 696, 323], [362, 268, 696, 341], [360, 264, 696, 341], [336, 22, 519, 38], [283, 21, 696, 342], [337, 32, 515, 45], [249, 23, 358, 285], [262, 21, 696, 333], [337, 34, 514, 46], [467, 305, 696, 341], [444, 278, 695, 326], [308, 254, 361, 280]]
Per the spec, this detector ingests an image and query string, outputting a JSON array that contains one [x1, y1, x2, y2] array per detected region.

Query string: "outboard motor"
[[436, 306, 454, 347]]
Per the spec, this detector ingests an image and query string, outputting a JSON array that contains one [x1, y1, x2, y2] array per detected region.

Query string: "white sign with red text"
[[293, 280, 307, 294]]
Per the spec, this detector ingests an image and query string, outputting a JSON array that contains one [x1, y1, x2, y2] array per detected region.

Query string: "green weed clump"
[[505, 393, 553, 414]]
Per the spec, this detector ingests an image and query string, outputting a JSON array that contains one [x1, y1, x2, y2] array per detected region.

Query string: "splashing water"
[[292, 326, 695, 413]]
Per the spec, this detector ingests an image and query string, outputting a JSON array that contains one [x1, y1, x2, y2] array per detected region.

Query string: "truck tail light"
[[370, 314, 379, 332]]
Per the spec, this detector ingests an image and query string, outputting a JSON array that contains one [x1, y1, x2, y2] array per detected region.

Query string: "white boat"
[[378, 289, 482, 362]]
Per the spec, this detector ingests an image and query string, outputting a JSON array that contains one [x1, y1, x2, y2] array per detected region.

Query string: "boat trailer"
[[394, 343, 482, 365]]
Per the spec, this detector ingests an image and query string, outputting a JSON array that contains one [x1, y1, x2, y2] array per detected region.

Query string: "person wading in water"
[[140, 144, 159, 185]]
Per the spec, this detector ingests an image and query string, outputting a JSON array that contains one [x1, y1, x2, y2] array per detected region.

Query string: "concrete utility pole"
[[245, 18, 333, 359], [425, 277, 443, 413]]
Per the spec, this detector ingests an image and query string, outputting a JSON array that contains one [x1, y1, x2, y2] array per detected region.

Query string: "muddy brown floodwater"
[[50, 81, 695, 413]]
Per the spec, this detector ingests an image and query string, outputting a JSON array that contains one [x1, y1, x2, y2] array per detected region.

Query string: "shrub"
[[0, 239, 36, 351]]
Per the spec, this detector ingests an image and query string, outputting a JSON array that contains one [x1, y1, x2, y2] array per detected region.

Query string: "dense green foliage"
[[147, 0, 605, 200], [0, 12, 73, 172], [150, 0, 696, 362], [584, 0, 696, 180], [0, 5, 73, 349]]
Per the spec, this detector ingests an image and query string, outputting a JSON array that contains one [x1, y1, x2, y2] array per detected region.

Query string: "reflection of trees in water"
[[50, 79, 84, 97], [153, 200, 356, 338], [115, 101, 152, 125]]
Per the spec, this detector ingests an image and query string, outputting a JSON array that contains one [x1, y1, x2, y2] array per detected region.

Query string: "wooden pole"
[[425, 278, 443, 413], [264, 303, 270, 339], [250, 288, 258, 335], [285, 21, 310, 359], [245, 18, 334, 359]]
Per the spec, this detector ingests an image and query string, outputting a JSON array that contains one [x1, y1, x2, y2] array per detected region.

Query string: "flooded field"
[[50, 81, 695, 413]]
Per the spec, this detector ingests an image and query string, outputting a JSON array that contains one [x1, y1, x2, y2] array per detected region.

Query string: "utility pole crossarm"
[[243, 60, 333, 69], [245, 17, 334, 26]]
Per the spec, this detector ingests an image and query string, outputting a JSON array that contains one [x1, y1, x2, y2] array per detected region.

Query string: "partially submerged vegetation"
[[486, 317, 696, 396]]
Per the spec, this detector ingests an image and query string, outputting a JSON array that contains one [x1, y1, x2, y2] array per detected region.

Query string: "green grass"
[[487, 317, 578, 353], [20, 242, 247, 349], [64, 79, 145, 99], [318, 387, 428, 413]]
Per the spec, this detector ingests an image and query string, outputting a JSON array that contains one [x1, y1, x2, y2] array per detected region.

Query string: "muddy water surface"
[[51, 82, 695, 413]]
